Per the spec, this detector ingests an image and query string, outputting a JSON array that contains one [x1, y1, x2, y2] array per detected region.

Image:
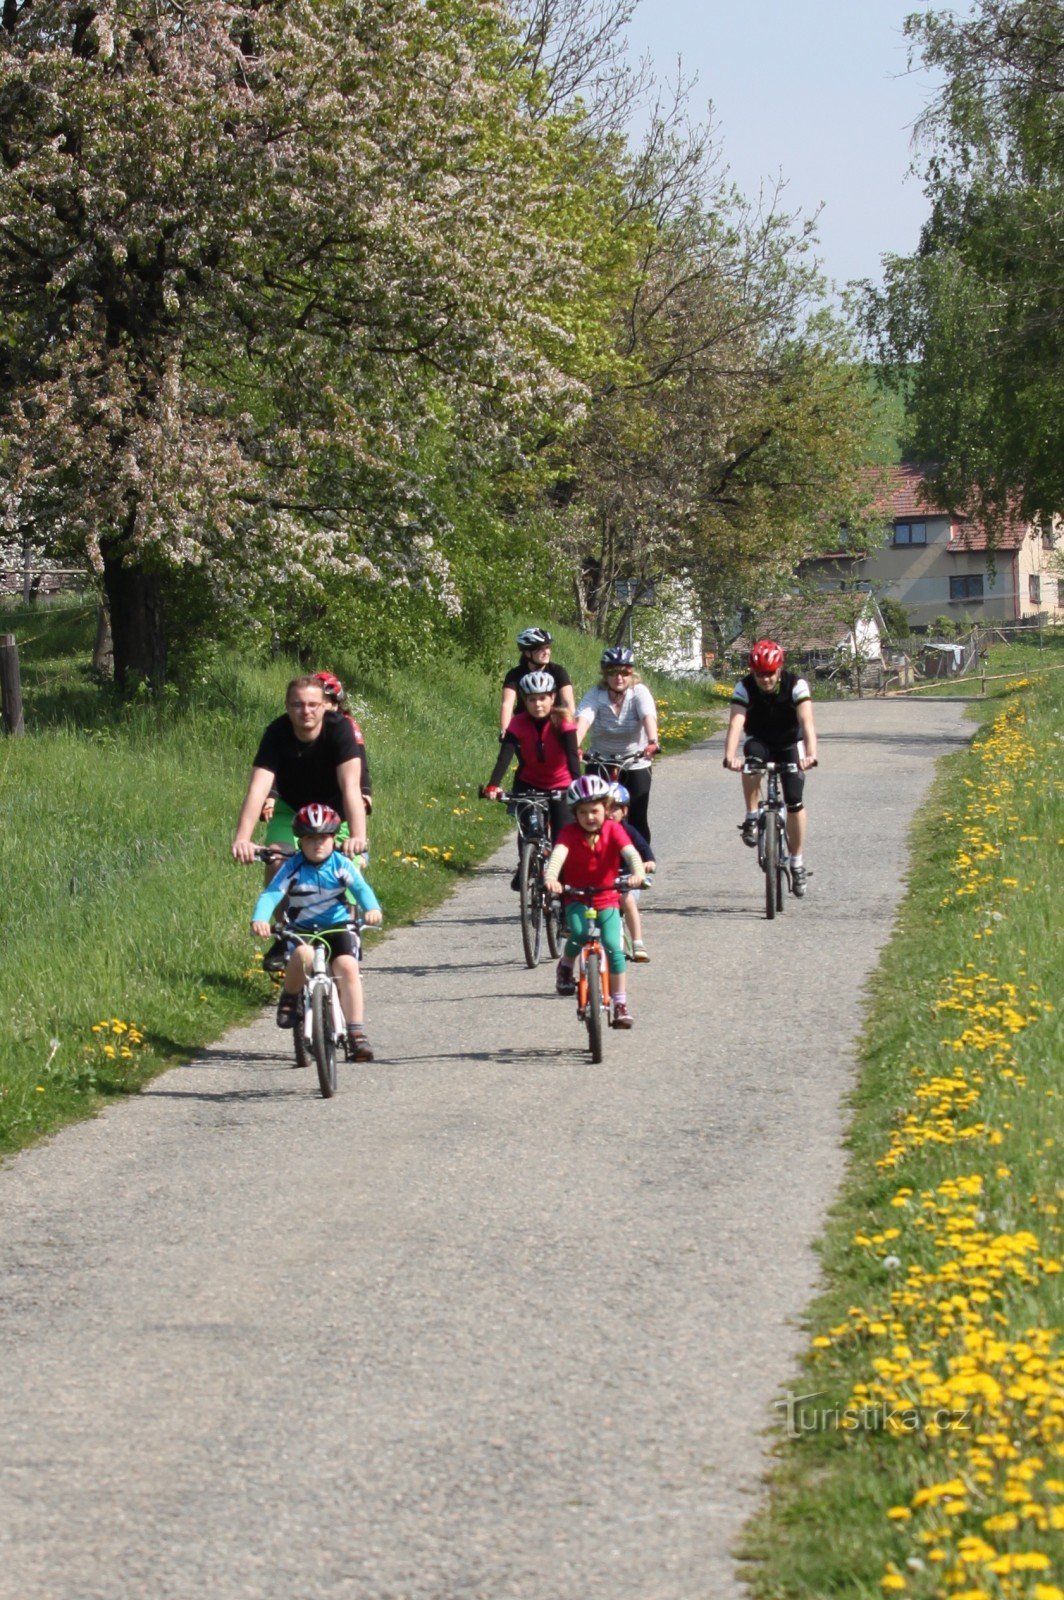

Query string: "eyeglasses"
[[607, 668, 633, 677]]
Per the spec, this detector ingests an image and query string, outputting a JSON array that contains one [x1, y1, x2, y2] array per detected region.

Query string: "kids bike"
[[564, 878, 640, 1063]]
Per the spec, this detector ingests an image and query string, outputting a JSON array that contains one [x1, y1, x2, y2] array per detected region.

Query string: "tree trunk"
[[101, 547, 167, 691], [92, 604, 114, 679]]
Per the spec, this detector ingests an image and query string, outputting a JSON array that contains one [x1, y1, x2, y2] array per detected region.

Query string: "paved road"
[[0, 700, 968, 1600]]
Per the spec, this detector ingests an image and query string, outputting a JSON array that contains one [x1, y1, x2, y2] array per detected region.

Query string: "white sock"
[[745, 810, 758, 821], [791, 854, 803, 867]]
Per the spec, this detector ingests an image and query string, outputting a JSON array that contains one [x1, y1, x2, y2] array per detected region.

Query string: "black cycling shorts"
[[287, 927, 361, 961], [744, 738, 805, 811]]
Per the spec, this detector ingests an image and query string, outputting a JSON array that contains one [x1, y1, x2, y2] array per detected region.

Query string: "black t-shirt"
[[253, 713, 360, 811], [503, 660, 573, 696]]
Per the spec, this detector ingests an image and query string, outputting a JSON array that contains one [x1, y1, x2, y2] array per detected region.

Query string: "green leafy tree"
[[0, 0, 587, 686], [868, 0, 1064, 527]]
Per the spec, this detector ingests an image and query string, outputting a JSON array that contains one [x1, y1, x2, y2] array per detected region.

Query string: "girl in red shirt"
[[545, 774, 644, 1028], [481, 673, 581, 867]]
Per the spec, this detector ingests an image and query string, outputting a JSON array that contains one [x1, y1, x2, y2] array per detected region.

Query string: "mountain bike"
[[494, 789, 565, 967], [564, 878, 639, 1062], [742, 759, 794, 920]]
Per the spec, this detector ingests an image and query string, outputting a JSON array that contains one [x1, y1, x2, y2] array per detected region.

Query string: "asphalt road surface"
[[0, 699, 969, 1600]]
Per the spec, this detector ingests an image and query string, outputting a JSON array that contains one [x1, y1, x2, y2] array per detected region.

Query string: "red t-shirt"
[[556, 817, 630, 908]]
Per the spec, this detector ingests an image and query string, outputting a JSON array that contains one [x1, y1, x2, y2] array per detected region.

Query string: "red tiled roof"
[[860, 464, 1028, 551]]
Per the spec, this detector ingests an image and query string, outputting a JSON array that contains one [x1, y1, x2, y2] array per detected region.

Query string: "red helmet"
[[314, 671, 345, 703], [749, 639, 784, 674], [293, 803, 342, 837]]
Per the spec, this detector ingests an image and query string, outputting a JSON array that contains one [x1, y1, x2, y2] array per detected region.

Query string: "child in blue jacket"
[[252, 802, 381, 1060], [607, 784, 656, 963]]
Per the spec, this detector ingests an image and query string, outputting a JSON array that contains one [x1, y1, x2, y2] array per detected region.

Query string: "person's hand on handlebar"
[[340, 835, 368, 858], [545, 875, 563, 896], [799, 755, 819, 771], [722, 753, 743, 772], [251, 919, 273, 939], [480, 784, 503, 801], [232, 837, 261, 863], [363, 908, 383, 927], [644, 741, 660, 759]]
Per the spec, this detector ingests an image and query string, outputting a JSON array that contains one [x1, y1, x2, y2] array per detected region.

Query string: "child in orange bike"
[[545, 774, 645, 1028]]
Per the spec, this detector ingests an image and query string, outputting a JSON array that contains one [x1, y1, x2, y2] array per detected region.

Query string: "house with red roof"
[[803, 464, 1063, 628]]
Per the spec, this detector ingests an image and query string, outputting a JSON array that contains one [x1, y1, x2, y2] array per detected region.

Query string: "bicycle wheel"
[[585, 950, 604, 1063], [519, 839, 543, 967], [311, 982, 337, 1098], [293, 994, 311, 1071], [545, 878, 563, 959], [763, 813, 778, 921], [775, 819, 787, 915]]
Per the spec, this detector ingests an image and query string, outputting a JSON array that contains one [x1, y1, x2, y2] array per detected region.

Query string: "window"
[[950, 574, 984, 602], [1029, 574, 1041, 603], [894, 521, 927, 546]]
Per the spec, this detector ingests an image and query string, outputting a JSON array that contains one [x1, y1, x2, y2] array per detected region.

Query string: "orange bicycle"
[[565, 877, 638, 1063]]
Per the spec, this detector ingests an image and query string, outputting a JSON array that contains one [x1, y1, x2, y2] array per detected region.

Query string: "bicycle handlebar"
[[584, 749, 655, 771], [563, 875, 648, 900]]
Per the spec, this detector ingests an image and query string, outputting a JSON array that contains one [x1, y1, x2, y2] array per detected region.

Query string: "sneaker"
[[611, 999, 634, 1029], [556, 961, 576, 996], [631, 940, 650, 963], [740, 817, 758, 848], [263, 936, 288, 973], [276, 991, 299, 1029], [347, 1027, 374, 1062], [791, 863, 808, 897], [510, 869, 521, 891]]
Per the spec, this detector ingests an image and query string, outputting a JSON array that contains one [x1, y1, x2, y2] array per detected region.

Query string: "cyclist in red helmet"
[[314, 670, 374, 816], [251, 802, 382, 1059], [722, 639, 818, 895]]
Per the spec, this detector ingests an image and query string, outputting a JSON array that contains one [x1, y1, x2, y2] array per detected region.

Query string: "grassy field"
[[0, 600, 719, 1156], [741, 655, 1064, 1597]]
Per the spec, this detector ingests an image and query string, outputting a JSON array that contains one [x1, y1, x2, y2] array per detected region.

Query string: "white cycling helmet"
[[566, 773, 612, 808], [519, 670, 555, 696], [517, 627, 552, 650]]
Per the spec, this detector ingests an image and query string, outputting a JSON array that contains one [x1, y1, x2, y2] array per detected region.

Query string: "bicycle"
[[563, 878, 640, 1062], [491, 789, 565, 967], [742, 759, 808, 921]]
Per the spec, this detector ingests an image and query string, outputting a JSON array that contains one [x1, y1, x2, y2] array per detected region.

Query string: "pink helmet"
[[566, 773, 611, 808], [749, 639, 784, 674]]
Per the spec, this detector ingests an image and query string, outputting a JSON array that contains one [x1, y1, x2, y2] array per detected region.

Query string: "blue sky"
[[623, 0, 949, 293]]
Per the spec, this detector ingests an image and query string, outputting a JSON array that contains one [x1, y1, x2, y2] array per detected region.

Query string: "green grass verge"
[[740, 666, 1064, 1596], [0, 599, 719, 1156]]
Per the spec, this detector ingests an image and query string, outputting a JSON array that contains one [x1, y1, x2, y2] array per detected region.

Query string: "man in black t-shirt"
[[232, 676, 369, 868], [499, 627, 575, 736]]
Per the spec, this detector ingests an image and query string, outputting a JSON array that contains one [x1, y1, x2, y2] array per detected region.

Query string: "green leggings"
[[564, 902, 625, 976]]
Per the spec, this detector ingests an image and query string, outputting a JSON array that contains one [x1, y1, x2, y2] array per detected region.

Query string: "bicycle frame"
[[742, 760, 795, 920]]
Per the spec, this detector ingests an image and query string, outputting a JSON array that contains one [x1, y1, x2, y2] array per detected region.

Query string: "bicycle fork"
[[303, 949, 346, 1047]]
